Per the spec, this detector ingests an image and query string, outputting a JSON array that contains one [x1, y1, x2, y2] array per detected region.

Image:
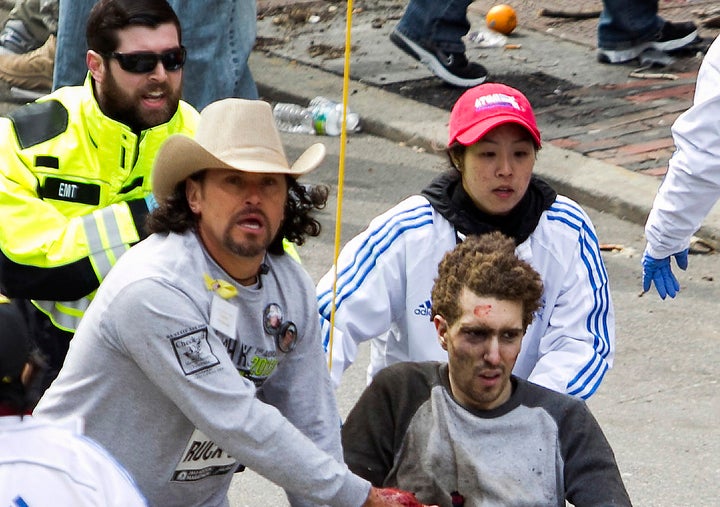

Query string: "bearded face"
[[91, 23, 183, 131], [98, 64, 181, 131]]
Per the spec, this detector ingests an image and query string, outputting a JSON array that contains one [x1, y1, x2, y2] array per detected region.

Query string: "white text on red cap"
[[475, 93, 521, 111]]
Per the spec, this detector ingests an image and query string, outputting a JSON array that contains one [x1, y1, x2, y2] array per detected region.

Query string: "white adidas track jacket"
[[318, 194, 615, 400]]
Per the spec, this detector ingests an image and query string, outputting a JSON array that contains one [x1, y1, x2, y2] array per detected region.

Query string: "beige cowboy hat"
[[151, 98, 326, 202]]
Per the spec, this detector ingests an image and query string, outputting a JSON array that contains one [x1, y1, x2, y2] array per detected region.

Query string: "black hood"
[[420, 170, 557, 244]]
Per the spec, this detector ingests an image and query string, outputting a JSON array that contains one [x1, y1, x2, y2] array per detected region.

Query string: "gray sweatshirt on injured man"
[[35, 230, 370, 507]]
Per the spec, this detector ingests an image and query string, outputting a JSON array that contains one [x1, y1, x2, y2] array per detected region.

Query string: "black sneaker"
[[390, 29, 487, 87], [597, 20, 699, 64], [652, 21, 699, 52]]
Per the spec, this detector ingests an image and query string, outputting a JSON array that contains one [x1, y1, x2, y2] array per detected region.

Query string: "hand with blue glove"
[[641, 247, 689, 299]]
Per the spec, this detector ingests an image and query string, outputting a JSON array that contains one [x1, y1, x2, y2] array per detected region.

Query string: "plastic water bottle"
[[273, 98, 361, 136], [272, 103, 315, 135], [308, 96, 361, 136]]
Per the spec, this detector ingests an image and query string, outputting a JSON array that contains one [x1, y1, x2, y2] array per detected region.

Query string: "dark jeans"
[[597, 0, 663, 50], [395, 0, 474, 54]]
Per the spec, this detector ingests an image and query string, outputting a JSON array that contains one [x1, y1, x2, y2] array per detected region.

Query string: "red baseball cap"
[[447, 83, 541, 148]]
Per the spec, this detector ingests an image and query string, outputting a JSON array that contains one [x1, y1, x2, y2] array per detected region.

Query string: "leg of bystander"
[[390, 0, 487, 87], [597, 0, 698, 64]]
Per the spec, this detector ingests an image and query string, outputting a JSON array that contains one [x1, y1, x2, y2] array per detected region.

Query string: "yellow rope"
[[327, 0, 355, 373]]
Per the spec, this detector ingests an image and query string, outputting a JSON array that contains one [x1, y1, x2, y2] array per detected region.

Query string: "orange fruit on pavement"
[[486, 4, 517, 35]]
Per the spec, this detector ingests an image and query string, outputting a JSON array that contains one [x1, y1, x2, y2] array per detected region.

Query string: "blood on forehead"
[[473, 304, 492, 318]]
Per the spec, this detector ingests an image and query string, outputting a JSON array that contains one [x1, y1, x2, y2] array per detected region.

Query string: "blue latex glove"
[[641, 248, 689, 299], [144, 193, 158, 211]]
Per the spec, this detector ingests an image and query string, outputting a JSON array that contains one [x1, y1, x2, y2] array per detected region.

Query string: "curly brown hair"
[[431, 232, 543, 329], [145, 172, 329, 256]]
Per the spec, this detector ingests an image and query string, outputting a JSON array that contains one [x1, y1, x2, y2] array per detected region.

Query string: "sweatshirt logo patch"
[[171, 327, 220, 375]]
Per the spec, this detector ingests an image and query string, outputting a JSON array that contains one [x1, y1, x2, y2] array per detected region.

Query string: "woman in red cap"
[[317, 83, 615, 401]]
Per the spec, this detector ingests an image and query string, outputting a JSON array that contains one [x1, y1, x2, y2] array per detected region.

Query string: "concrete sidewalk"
[[253, 0, 720, 247]]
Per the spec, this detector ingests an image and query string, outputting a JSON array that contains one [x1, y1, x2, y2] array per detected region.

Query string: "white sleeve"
[[527, 204, 615, 399], [316, 201, 423, 387], [78, 434, 149, 506], [645, 37, 720, 259], [0, 423, 148, 507]]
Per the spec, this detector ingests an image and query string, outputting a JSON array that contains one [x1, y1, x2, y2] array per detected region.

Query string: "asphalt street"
[[0, 1, 716, 503], [252, 1, 720, 248], [241, 4, 720, 503], [228, 130, 720, 507]]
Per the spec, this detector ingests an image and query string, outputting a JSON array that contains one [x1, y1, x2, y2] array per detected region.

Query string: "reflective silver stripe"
[[33, 297, 92, 333], [81, 206, 127, 278], [98, 206, 129, 265], [81, 212, 110, 277], [38, 207, 128, 333]]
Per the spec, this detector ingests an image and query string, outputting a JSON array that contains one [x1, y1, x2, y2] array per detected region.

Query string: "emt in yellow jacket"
[[0, 0, 198, 396]]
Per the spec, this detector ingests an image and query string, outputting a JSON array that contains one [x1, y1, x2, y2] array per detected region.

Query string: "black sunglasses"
[[104, 46, 186, 74]]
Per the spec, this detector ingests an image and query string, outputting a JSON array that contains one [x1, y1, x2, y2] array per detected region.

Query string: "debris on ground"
[[308, 42, 354, 59], [629, 69, 678, 80], [537, 8, 600, 19], [690, 237, 715, 255], [693, 5, 720, 28]]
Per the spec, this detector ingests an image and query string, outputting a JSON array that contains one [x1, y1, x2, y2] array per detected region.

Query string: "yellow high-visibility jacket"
[[0, 76, 198, 332]]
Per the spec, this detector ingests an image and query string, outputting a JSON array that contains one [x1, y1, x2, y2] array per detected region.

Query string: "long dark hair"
[[145, 173, 329, 256]]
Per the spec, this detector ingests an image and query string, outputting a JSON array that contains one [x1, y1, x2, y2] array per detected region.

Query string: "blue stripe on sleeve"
[[318, 203, 434, 350], [546, 199, 612, 396], [567, 353, 609, 399]]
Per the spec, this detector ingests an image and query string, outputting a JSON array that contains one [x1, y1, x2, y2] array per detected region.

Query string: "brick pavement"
[[467, 0, 719, 178], [257, 0, 719, 179], [536, 71, 702, 176], [0, 0, 712, 179]]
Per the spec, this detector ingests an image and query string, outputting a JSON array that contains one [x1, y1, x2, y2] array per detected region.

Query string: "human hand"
[[362, 486, 438, 506], [641, 248, 689, 299]]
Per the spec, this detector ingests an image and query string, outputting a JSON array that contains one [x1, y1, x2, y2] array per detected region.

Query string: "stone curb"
[[250, 50, 720, 248]]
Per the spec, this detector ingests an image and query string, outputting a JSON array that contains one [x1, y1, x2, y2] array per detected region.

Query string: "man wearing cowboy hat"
[[34, 98, 418, 507]]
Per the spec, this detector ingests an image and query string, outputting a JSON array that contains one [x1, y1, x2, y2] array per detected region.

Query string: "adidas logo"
[[414, 300, 432, 316]]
